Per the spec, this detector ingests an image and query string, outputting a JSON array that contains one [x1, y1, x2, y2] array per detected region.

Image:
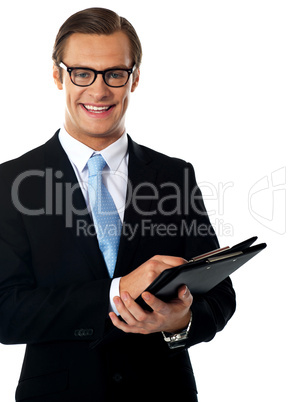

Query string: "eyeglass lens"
[[71, 68, 130, 87]]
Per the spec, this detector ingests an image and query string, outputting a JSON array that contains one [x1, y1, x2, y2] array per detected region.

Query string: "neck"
[[64, 125, 124, 151]]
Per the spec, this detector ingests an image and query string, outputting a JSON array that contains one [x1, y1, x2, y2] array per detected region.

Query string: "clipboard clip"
[[207, 251, 243, 263]]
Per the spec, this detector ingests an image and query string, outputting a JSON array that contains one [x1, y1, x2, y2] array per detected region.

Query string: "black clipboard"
[[136, 237, 266, 310]]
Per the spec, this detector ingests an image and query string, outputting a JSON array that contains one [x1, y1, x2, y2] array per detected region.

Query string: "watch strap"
[[162, 311, 192, 349]]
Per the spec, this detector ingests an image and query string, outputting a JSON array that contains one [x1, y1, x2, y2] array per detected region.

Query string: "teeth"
[[84, 105, 110, 112]]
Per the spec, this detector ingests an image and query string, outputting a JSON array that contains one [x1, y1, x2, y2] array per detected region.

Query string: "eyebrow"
[[69, 64, 131, 70]]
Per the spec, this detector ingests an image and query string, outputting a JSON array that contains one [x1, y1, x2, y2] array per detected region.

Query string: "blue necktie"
[[87, 154, 122, 277]]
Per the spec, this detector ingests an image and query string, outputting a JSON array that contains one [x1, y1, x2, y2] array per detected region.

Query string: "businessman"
[[0, 8, 236, 402]]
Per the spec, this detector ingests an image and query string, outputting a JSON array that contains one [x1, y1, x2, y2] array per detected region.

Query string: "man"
[[0, 8, 235, 402]]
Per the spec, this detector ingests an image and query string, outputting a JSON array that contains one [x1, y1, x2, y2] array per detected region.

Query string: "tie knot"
[[87, 154, 107, 177]]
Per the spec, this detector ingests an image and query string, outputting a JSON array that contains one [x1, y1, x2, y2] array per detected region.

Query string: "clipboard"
[[135, 237, 266, 310]]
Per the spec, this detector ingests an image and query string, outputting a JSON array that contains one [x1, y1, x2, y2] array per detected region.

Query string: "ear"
[[131, 68, 140, 92], [53, 64, 63, 90]]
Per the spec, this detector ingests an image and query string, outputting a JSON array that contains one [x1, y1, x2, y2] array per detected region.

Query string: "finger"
[[177, 285, 193, 306], [109, 312, 137, 333], [109, 311, 152, 335], [141, 292, 170, 315], [113, 295, 138, 325], [110, 295, 152, 335], [109, 312, 123, 328], [115, 293, 150, 325], [150, 255, 187, 268]]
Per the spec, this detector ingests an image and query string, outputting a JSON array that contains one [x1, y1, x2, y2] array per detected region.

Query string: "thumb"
[[178, 285, 192, 304]]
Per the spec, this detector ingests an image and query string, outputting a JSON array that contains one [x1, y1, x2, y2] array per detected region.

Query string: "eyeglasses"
[[59, 62, 135, 88]]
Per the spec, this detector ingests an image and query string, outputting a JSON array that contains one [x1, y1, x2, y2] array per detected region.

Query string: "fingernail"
[[109, 312, 114, 320], [142, 292, 150, 301], [122, 292, 128, 302]]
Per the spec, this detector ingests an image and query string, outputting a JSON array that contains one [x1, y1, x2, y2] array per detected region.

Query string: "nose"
[[87, 74, 112, 100]]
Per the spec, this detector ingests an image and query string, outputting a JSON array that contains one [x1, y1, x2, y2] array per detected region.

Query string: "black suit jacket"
[[0, 132, 235, 402]]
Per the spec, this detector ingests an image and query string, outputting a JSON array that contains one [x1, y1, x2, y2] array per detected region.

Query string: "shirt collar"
[[58, 126, 128, 173]]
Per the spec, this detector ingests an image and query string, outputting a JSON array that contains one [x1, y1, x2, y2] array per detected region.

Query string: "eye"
[[71, 69, 95, 86], [107, 71, 126, 80], [73, 70, 92, 79]]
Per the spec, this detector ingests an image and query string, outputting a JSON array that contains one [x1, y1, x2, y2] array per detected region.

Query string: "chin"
[[80, 123, 111, 137]]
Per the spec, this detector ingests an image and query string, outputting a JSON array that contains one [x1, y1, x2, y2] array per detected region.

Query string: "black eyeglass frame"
[[59, 62, 136, 88]]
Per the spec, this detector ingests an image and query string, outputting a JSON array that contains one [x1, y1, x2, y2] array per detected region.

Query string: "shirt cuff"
[[109, 277, 121, 316]]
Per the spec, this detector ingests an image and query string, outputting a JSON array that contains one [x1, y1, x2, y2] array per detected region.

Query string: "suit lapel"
[[44, 131, 109, 279], [114, 136, 157, 277]]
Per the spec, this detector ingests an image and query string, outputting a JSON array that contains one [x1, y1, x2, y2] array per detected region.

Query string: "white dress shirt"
[[59, 126, 128, 315]]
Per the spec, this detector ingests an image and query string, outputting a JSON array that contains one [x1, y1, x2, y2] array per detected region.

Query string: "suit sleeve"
[[0, 173, 111, 345], [181, 163, 236, 348]]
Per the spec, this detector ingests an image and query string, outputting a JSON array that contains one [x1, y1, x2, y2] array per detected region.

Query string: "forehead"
[[63, 32, 133, 68]]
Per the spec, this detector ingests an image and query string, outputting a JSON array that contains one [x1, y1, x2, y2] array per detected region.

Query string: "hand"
[[109, 284, 193, 335], [119, 255, 187, 300]]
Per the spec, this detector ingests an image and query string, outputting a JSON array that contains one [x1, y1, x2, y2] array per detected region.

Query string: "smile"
[[83, 104, 113, 113]]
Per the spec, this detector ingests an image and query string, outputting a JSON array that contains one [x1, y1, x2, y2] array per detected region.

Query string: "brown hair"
[[52, 7, 142, 79]]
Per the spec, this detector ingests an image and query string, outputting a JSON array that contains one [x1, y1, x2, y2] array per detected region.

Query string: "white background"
[[0, 0, 295, 401]]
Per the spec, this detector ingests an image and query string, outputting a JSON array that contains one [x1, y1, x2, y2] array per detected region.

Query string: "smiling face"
[[53, 32, 139, 150]]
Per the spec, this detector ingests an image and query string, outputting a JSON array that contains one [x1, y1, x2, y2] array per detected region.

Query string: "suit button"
[[112, 373, 123, 382], [74, 329, 94, 337]]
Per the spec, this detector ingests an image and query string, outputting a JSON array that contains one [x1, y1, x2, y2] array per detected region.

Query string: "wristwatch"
[[161, 311, 192, 349]]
